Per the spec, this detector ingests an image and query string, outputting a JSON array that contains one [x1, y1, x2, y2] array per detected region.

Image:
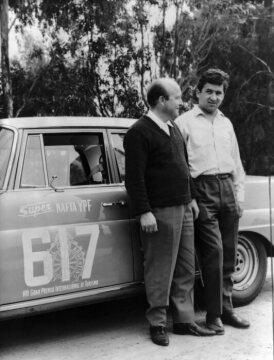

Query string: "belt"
[[195, 173, 232, 180]]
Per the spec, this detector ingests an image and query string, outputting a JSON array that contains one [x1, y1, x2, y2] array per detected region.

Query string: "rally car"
[[0, 117, 273, 319]]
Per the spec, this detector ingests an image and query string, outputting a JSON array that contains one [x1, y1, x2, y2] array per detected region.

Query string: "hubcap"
[[233, 236, 259, 291]]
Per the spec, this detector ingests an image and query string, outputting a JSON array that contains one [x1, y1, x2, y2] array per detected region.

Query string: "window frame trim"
[[0, 126, 18, 191], [16, 128, 114, 190], [107, 129, 127, 185], [19, 133, 47, 189]]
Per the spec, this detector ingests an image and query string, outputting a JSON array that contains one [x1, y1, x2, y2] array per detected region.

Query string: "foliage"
[[2, 0, 149, 118], [1, 0, 274, 174], [154, 0, 274, 174]]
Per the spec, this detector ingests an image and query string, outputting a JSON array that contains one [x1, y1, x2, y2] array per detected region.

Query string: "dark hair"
[[147, 81, 170, 107], [196, 68, 230, 93]]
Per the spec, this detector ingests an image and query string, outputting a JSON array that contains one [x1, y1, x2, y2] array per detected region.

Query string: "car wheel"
[[232, 233, 267, 306]]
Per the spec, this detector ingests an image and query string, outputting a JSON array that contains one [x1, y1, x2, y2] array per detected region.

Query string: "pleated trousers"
[[141, 203, 195, 327], [194, 176, 239, 315]]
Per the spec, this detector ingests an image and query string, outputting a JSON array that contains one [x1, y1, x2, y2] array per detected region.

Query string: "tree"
[[6, 0, 151, 118], [154, 0, 274, 174], [2, 0, 274, 174], [0, 0, 13, 117]]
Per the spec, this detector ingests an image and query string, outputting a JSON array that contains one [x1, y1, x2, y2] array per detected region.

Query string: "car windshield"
[[0, 128, 14, 189]]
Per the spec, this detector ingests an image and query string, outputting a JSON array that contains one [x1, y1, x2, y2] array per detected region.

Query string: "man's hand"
[[190, 199, 199, 220], [140, 212, 158, 233], [238, 201, 244, 217]]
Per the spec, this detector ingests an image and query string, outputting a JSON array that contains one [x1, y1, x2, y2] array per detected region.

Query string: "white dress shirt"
[[175, 105, 245, 202], [147, 110, 173, 136]]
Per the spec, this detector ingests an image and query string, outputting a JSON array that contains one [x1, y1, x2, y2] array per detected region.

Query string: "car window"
[[21, 135, 46, 187], [21, 132, 109, 188], [111, 133, 125, 182], [0, 128, 14, 189], [44, 133, 109, 186]]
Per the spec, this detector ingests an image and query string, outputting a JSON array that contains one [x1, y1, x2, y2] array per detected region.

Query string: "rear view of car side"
[[0, 117, 143, 320], [0, 116, 273, 320]]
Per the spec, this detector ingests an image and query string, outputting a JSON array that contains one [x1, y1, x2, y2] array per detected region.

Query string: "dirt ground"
[[0, 260, 273, 360]]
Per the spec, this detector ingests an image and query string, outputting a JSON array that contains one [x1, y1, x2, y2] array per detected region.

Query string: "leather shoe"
[[150, 326, 169, 346], [206, 314, 225, 335], [173, 322, 215, 336], [221, 311, 250, 329]]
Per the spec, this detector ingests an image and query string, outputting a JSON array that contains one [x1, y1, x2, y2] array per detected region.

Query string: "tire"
[[232, 234, 267, 307]]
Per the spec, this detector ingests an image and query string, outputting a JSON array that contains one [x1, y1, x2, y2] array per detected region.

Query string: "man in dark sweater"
[[124, 78, 215, 346]]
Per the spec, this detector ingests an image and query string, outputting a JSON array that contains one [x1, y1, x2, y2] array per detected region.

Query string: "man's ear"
[[158, 95, 166, 106]]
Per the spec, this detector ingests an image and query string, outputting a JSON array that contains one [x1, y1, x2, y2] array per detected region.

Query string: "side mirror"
[[49, 175, 63, 192]]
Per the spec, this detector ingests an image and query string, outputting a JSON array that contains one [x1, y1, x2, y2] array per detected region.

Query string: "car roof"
[[0, 116, 136, 129]]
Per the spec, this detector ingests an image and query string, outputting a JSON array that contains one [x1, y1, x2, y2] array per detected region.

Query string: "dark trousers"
[[194, 176, 239, 316], [141, 204, 195, 327]]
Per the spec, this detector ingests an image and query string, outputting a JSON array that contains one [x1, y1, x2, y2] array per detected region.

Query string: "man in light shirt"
[[176, 69, 250, 334], [124, 78, 215, 346]]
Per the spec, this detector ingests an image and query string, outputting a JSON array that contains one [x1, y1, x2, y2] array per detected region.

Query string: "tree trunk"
[[172, 0, 179, 79], [160, 0, 166, 77], [0, 0, 13, 118]]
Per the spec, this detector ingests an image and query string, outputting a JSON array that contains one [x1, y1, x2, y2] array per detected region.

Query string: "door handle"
[[102, 200, 127, 207]]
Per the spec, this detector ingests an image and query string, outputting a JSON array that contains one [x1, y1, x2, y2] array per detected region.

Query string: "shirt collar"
[[147, 110, 173, 128], [192, 104, 224, 119]]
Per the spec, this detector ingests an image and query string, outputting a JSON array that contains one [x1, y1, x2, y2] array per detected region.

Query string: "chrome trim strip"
[[240, 224, 271, 231], [0, 282, 143, 312], [0, 117, 137, 129]]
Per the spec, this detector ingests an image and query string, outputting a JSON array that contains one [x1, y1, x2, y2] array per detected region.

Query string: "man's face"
[[163, 85, 183, 120], [196, 83, 224, 114]]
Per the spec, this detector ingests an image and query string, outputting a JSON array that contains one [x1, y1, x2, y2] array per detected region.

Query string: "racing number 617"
[[22, 225, 99, 287]]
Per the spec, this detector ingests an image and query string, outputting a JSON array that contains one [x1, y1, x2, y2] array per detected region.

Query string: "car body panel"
[[0, 186, 134, 305], [240, 176, 274, 242], [0, 117, 273, 320], [0, 117, 139, 319]]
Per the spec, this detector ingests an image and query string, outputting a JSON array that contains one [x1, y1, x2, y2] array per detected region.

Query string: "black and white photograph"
[[0, 1, 273, 359]]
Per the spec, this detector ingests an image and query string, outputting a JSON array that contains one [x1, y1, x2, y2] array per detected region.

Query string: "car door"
[[107, 130, 143, 282], [0, 128, 134, 305]]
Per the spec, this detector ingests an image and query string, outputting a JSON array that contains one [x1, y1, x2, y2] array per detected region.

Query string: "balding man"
[[124, 78, 215, 346]]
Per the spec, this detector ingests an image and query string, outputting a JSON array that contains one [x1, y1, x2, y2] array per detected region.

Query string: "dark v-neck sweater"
[[124, 115, 196, 216]]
